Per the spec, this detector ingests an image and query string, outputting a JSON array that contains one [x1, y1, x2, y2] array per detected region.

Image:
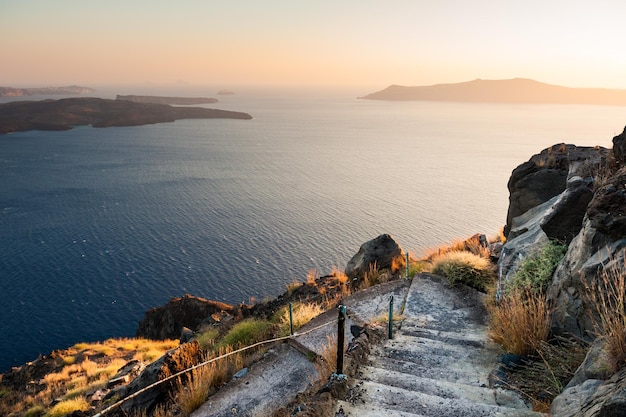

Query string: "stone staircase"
[[335, 274, 546, 417]]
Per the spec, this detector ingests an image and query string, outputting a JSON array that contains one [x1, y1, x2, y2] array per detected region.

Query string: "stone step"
[[381, 333, 497, 365], [369, 354, 490, 386], [357, 364, 520, 408], [399, 320, 488, 345], [335, 399, 428, 417], [341, 379, 542, 417]]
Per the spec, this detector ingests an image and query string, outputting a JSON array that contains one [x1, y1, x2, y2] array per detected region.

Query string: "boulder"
[[136, 294, 234, 340], [344, 234, 404, 279], [612, 126, 626, 166], [505, 143, 609, 237], [546, 219, 626, 339], [551, 367, 626, 417], [587, 167, 626, 239]]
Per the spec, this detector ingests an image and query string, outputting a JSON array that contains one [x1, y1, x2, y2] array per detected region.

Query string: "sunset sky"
[[2, 0, 626, 89]]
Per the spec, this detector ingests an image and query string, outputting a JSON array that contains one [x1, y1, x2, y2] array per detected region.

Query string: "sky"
[[2, 0, 626, 90]]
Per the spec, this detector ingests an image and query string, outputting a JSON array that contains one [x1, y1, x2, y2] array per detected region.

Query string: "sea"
[[1, 85, 624, 372]]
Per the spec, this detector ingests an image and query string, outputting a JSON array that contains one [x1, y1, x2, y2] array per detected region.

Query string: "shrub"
[[24, 405, 46, 417], [430, 250, 495, 292], [487, 287, 551, 356], [218, 319, 274, 348], [507, 241, 567, 293]]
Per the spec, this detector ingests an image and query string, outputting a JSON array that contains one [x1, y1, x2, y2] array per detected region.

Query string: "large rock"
[[344, 234, 404, 279], [612, 126, 626, 167], [547, 228, 626, 339], [136, 294, 234, 340], [551, 366, 626, 417], [587, 167, 626, 239], [505, 143, 609, 237]]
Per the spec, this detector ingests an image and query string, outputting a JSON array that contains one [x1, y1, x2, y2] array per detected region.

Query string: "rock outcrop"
[[499, 127, 626, 415], [344, 234, 404, 279], [136, 294, 234, 340], [0, 97, 252, 134]]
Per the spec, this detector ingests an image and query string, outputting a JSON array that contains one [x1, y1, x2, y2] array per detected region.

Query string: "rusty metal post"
[[289, 302, 294, 335]]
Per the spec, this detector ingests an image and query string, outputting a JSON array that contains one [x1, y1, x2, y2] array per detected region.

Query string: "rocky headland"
[[4, 127, 626, 416], [0, 97, 252, 134], [0, 86, 95, 97], [116, 95, 218, 105], [360, 78, 626, 105]]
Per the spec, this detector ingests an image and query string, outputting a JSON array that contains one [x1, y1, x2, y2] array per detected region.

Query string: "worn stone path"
[[334, 273, 546, 417]]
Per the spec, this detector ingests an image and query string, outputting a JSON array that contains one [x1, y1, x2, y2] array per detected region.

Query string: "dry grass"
[[487, 286, 551, 356], [0, 337, 179, 417], [315, 335, 338, 380], [173, 346, 244, 416], [429, 250, 496, 292], [587, 258, 626, 373], [279, 302, 324, 335]]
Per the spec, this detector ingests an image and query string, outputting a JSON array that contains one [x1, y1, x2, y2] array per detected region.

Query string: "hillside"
[[359, 78, 626, 105], [0, 97, 252, 134]]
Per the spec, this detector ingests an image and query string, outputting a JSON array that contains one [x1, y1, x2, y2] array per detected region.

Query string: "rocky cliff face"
[[499, 127, 626, 416]]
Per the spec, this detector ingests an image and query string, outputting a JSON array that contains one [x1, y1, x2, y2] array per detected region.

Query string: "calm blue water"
[[1, 88, 623, 371]]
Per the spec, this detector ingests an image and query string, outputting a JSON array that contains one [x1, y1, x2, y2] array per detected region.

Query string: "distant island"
[[0, 97, 252, 134], [359, 78, 626, 105], [116, 95, 218, 105], [0, 85, 95, 97]]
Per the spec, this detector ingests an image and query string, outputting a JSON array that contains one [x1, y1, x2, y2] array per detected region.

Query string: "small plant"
[[487, 286, 551, 356], [315, 335, 338, 381], [430, 250, 495, 292], [45, 398, 89, 417], [507, 241, 567, 293], [195, 328, 219, 349], [24, 405, 46, 417]]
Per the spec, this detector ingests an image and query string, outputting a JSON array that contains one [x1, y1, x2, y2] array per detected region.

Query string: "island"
[[359, 78, 626, 105], [0, 85, 95, 97], [116, 95, 218, 105], [0, 97, 252, 134]]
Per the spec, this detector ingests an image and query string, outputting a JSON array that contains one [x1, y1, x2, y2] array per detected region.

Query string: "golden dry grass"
[[487, 287, 551, 356], [587, 259, 626, 372], [279, 302, 324, 335]]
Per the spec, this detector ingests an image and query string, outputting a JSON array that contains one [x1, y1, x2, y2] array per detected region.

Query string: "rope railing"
[[92, 318, 339, 417]]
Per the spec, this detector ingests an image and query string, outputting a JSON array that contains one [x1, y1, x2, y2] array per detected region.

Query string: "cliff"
[[0, 97, 252, 134], [116, 95, 218, 105], [360, 78, 626, 105]]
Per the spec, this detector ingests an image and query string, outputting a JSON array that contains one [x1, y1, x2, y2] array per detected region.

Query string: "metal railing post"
[[336, 305, 346, 375], [388, 295, 394, 339], [289, 302, 294, 335]]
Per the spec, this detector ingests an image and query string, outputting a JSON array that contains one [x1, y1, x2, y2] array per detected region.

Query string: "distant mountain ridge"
[[359, 78, 626, 105]]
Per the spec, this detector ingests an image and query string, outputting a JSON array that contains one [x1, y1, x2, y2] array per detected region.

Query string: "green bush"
[[508, 241, 567, 292], [218, 319, 274, 348]]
